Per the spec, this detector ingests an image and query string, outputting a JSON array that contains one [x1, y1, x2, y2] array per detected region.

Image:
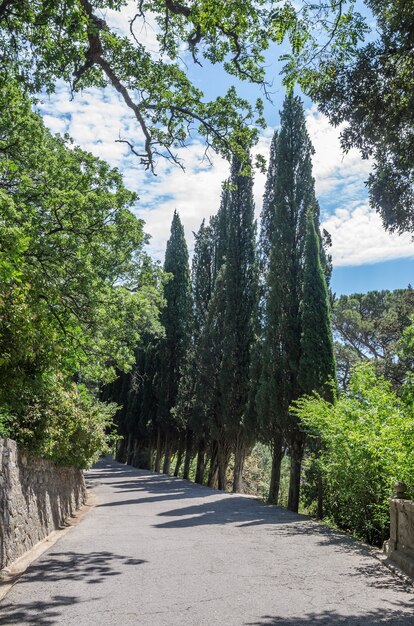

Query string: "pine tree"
[[156, 210, 192, 474], [220, 157, 259, 493], [258, 94, 322, 511]]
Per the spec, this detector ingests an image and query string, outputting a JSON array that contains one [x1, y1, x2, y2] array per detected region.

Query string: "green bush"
[[293, 363, 414, 545], [3, 373, 118, 468]]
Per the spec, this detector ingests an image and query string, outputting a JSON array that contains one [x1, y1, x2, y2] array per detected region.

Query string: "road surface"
[[1, 458, 413, 625]]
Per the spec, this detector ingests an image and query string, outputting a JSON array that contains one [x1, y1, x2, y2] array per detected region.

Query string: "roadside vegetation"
[[0, 0, 413, 544]]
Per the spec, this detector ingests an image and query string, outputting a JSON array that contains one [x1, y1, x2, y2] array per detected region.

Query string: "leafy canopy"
[[0, 77, 164, 466]]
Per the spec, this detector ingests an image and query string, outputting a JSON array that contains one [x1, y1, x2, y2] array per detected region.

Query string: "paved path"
[[1, 458, 414, 625]]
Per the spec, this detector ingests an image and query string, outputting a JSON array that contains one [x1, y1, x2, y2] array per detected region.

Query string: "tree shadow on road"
[[0, 595, 82, 626], [245, 606, 414, 625], [153, 498, 414, 594], [0, 550, 147, 625]]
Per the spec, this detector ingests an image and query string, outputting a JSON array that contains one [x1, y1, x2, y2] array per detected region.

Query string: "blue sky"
[[37, 2, 413, 295]]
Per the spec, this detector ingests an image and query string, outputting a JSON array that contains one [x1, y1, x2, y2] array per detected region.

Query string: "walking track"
[[1, 458, 413, 625]]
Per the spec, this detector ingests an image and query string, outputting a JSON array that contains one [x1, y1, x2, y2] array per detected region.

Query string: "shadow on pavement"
[[0, 595, 81, 626], [245, 606, 414, 625], [0, 550, 147, 625]]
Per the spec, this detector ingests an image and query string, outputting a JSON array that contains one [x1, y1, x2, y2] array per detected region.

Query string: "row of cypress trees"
[[105, 94, 336, 512]]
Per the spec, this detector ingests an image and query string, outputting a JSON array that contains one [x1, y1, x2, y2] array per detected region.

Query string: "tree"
[[175, 219, 216, 482], [192, 191, 230, 489], [156, 210, 192, 474], [198, 265, 228, 489], [333, 288, 414, 389], [286, 0, 414, 234], [298, 211, 336, 399], [220, 156, 258, 493], [2, 0, 412, 235], [0, 0, 274, 170], [297, 210, 336, 518], [0, 78, 164, 466], [257, 94, 322, 511]]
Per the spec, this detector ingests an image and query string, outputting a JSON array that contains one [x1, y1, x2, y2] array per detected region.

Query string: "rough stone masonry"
[[0, 438, 86, 571]]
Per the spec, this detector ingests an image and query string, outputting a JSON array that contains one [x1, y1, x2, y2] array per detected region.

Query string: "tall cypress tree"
[[258, 130, 279, 286], [156, 210, 192, 474], [220, 157, 259, 493], [194, 190, 230, 489], [298, 211, 336, 517], [258, 94, 322, 511], [173, 218, 215, 481], [199, 264, 228, 489], [299, 211, 336, 399]]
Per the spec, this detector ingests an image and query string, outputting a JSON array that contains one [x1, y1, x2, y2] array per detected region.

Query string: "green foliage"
[[258, 95, 321, 446], [333, 288, 414, 389], [1, 0, 411, 234], [157, 211, 192, 431], [0, 0, 273, 170], [298, 211, 336, 400], [0, 78, 164, 467], [293, 363, 414, 545], [3, 373, 118, 469], [286, 0, 414, 233], [221, 156, 258, 447]]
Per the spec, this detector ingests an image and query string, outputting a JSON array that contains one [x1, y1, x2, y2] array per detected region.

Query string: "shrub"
[[293, 363, 414, 545], [3, 373, 118, 468]]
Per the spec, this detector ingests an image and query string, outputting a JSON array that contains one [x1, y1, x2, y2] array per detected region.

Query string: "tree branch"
[[0, 0, 16, 21]]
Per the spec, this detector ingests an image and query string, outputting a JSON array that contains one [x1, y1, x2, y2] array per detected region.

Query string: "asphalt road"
[[1, 458, 414, 625]]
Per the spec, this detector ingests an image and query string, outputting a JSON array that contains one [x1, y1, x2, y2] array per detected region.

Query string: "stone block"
[[384, 496, 414, 578]]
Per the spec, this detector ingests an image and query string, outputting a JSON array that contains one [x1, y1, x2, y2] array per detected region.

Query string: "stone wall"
[[0, 438, 86, 571], [384, 496, 414, 578]]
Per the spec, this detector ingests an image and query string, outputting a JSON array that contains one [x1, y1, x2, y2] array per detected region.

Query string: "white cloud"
[[322, 203, 414, 266], [37, 83, 414, 268], [305, 105, 372, 199]]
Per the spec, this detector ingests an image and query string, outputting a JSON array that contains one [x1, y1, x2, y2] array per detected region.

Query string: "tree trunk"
[[287, 440, 304, 513], [126, 434, 133, 465], [116, 436, 127, 463], [195, 439, 206, 485], [132, 440, 140, 467], [217, 442, 230, 491], [146, 441, 154, 471], [183, 430, 193, 479], [162, 435, 172, 474], [207, 442, 218, 489], [173, 438, 184, 477], [232, 441, 245, 493], [267, 436, 284, 504], [154, 428, 162, 473]]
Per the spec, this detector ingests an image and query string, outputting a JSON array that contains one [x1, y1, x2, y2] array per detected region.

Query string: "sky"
[[37, 2, 413, 296]]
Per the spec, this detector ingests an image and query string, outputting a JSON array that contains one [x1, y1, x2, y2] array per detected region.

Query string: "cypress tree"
[[191, 220, 215, 483], [173, 218, 215, 481], [258, 94, 322, 511], [220, 157, 259, 493], [156, 210, 192, 474], [297, 211, 336, 517], [199, 265, 228, 489], [258, 130, 279, 286], [299, 211, 336, 399], [193, 189, 230, 489]]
